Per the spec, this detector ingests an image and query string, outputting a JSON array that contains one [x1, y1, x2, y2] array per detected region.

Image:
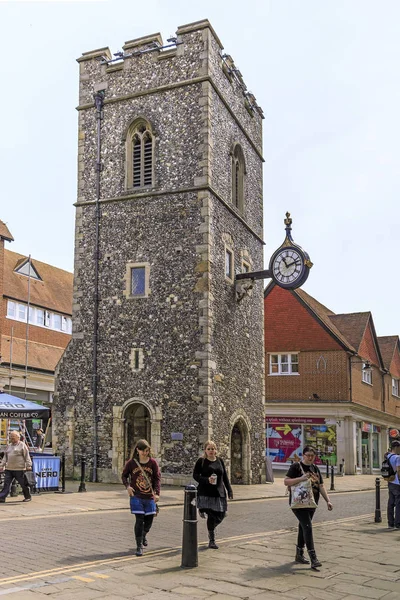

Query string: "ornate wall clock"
[[269, 213, 313, 289], [235, 212, 313, 299]]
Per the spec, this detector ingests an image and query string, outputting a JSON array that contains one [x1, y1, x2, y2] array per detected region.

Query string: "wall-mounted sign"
[[266, 417, 326, 425], [171, 432, 183, 441]]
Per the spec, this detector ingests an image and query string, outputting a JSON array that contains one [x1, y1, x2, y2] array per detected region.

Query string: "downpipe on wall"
[[92, 89, 105, 482]]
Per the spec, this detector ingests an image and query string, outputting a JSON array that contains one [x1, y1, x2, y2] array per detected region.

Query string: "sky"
[[1, 0, 399, 337]]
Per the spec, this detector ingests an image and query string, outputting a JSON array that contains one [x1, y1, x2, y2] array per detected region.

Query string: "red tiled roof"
[[328, 313, 370, 353], [3, 250, 73, 315], [1, 335, 66, 373], [377, 336, 398, 370], [0, 221, 14, 242], [293, 288, 356, 352]]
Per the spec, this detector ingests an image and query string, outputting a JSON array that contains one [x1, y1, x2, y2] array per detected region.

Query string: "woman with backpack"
[[193, 440, 233, 549], [122, 439, 161, 557], [385, 440, 400, 529], [284, 445, 333, 569]]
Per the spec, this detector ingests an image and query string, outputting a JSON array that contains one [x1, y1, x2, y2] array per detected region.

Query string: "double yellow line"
[[0, 512, 374, 587]]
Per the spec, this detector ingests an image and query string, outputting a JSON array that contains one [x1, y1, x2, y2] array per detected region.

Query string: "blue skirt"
[[130, 496, 157, 515]]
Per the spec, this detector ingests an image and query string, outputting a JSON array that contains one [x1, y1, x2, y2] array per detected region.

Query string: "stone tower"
[[55, 19, 265, 484]]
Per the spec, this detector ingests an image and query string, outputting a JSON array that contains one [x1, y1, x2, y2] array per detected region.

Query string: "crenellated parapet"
[[76, 19, 263, 152]]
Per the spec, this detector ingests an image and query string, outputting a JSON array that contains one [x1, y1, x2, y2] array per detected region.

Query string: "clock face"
[[270, 247, 307, 289]]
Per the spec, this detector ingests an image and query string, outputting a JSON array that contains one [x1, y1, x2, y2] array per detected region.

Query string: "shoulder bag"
[[289, 463, 317, 509], [134, 459, 160, 516]]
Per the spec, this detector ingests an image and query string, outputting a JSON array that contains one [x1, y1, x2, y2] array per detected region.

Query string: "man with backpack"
[[386, 440, 400, 529]]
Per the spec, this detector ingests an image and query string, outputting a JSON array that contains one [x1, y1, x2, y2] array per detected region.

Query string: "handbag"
[[134, 459, 160, 516], [289, 463, 317, 509], [24, 471, 37, 488]]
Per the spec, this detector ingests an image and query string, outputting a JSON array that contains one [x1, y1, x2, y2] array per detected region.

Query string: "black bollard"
[[326, 460, 329, 479], [78, 455, 87, 492], [374, 477, 382, 523], [60, 453, 66, 493], [181, 484, 198, 568], [330, 465, 335, 491]]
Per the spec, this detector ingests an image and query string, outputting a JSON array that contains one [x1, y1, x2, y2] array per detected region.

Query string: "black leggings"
[[134, 514, 154, 540], [204, 509, 225, 533], [292, 508, 316, 551]]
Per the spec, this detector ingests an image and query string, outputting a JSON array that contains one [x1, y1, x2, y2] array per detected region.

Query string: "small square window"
[[131, 267, 146, 296], [225, 249, 233, 280]]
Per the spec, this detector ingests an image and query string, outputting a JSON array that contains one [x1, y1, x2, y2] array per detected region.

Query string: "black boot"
[[308, 550, 322, 569], [295, 546, 310, 564], [135, 538, 143, 557], [142, 533, 148, 547], [208, 531, 218, 549]]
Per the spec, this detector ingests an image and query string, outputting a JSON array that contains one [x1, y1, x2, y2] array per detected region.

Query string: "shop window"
[[362, 363, 372, 385], [392, 378, 400, 398], [372, 432, 380, 469], [269, 353, 299, 375], [304, 424, 337, 466]]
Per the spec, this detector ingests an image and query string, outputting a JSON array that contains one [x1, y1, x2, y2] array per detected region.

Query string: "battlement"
[[76, 19, 263, 124]]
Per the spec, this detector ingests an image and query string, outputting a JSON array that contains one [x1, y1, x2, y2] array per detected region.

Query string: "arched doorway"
[[124, 403, 151, 461]]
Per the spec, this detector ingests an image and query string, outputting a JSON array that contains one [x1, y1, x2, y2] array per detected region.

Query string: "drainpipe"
[[348, 354, 353, 402], [92, 90, 105, 483]]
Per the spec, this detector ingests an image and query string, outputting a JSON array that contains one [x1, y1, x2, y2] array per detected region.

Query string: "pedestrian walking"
[[386, 440, 400, 529], [121, 439, 161, 557], [0, 431, 32, 503], [35, 429, 44, 450], [284, 445, 333, 569], [193, 440, 233, 549]]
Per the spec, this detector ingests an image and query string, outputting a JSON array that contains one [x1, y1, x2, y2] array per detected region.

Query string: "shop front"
[[266, 416, 337, 468], [266, 407, 399, 475], [356, 421, 383, 474]]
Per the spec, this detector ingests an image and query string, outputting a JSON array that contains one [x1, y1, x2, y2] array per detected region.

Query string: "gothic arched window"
[[126, 119, 154, 189], [231, 144, 245, 213]]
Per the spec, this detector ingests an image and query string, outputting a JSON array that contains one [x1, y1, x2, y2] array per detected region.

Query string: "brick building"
[[264, 282, 400, 474], [54, 20, 265, 484], [0, 220, 73, 444]]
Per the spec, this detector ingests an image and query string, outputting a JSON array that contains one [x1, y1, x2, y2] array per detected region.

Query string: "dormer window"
[[126, 119, 154, 190], [14, 259, 41, 280]]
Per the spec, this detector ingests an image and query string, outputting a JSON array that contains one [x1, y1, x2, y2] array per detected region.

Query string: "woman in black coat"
[[193, 440, 233, 549]]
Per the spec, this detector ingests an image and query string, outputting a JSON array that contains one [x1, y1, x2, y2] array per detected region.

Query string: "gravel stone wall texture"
[[55, 20, 265, 484]]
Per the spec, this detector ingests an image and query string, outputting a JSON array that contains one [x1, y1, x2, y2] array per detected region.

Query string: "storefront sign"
[[362, 422, 372, 432], [266, 417, 326, 425]]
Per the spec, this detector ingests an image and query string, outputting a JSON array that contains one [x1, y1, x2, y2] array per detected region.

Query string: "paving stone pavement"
[[1, 513, 399, 599]]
